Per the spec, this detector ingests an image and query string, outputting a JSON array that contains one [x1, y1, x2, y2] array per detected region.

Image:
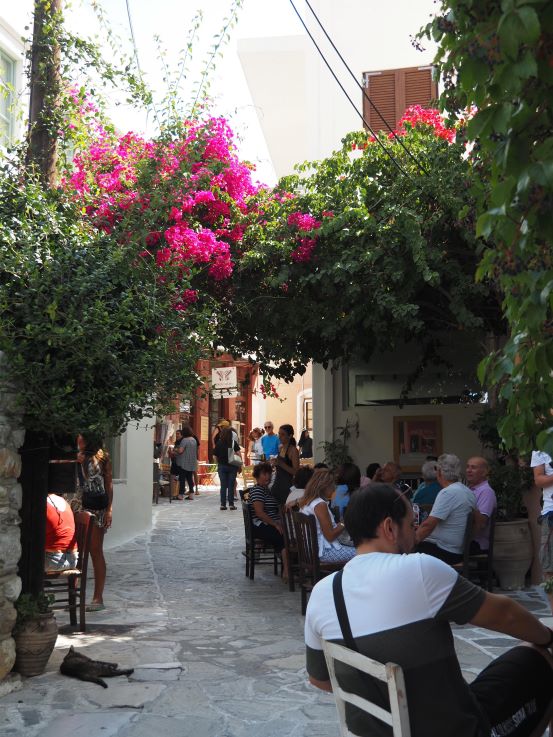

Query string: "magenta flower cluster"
[[287, 211, 322, 262], [65, 116, 264, 308]]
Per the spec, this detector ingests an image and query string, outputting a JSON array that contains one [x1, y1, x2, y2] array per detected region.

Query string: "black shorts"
[[253, 522, 285, 553], [470, 646, 553, 737]]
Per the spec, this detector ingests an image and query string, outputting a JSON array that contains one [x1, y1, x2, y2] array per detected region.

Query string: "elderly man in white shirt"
[[415, 453, 476, 565]]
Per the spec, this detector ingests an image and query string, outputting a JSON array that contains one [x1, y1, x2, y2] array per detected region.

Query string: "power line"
[[287, 0, 414, 182], [303, 0, 429, 176], [125, 0, 142, 77]]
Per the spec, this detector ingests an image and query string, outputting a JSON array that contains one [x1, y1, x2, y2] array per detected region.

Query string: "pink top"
[[471, 480, 497, 551]]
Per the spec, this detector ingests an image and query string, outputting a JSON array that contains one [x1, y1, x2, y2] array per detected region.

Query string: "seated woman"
[[332, 463, 361, 520], [285, 466, 314, 508], [298, 469, 356, 563], [45, 493, 78, 571], [412, 460, 442, 506], [248, 462, 289, 580]]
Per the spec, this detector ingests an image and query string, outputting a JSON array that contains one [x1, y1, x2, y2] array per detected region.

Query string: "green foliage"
[[15, 592, 54, 630], [422, 1, 553, 454], [488, 462, 534, 520], [222, 123, 501, 384], [0, 171, 212, 436], [318, 416, 359, 469]]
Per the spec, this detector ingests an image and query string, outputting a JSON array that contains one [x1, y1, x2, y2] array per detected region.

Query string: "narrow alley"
[[2, 492, 550, 737]]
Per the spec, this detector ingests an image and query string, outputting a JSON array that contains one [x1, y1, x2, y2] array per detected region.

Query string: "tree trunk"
[[25, 0, 62, 187], [18, 431, 50, 596], [18, 0, 64, 595]]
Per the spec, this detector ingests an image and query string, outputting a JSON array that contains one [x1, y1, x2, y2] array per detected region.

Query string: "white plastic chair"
[[322, 640, 411, 737]]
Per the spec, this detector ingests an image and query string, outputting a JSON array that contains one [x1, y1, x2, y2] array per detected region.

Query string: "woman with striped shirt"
[[248, 462, 288, 581]]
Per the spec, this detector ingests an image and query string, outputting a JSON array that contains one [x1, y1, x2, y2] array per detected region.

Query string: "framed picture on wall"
[[393, 416, 443, 473]]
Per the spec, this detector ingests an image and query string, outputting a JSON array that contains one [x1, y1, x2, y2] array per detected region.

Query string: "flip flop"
[[86, 602, 106, 612]]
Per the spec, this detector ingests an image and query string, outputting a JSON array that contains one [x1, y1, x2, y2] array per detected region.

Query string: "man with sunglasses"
[[305, 483, 553, 737], [261, 421, 279, 460]]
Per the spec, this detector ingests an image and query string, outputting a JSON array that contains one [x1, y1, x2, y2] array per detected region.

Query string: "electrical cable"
[[303, 0, 429, 176], [125, 0, 142, 78], [288, 0, 414, 182]]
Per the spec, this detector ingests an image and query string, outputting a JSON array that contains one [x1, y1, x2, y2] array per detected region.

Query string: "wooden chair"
[[452, 511, 475, 579], [44, 510, 94, 632], [452, 511, 498, 592], [466, 512, 497, 592], [322, 640, 411, 737], [293, 511, 343, 615], [241, 502, 280, 580], [282, 506, 299, 592]]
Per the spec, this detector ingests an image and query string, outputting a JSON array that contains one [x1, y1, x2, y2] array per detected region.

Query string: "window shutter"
[[362, 66, 438, 134], [404, 67, 437, 109], [362, 71, 396, 135]]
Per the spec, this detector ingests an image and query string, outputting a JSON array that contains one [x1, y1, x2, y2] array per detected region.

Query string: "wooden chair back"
[[466, 510, 497, 592], [322, 640, 411, 737], [44, 509, 94, 632], [282, 506, 298, 592], [241, 501, 279, 579], [452, 511, 475, 579], [293, 510, 322, 584]]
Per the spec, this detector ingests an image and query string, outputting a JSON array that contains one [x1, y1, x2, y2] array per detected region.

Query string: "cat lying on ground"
[[60, 646, 134, 688]]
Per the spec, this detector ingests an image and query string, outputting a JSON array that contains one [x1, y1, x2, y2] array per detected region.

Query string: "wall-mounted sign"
[[211, 367, 239, 398], [179, 400, 191, 413], [200, 415, 210, 441]]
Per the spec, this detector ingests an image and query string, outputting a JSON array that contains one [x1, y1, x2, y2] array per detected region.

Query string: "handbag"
[[228, 445, 243, 468]]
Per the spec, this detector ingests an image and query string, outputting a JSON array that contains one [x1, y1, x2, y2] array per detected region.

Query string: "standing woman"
[[213, 426, 242, 510], [76, 432, 113, 611], [174, 425, 197, 500], [248, 427, 264, 465], [270, 424, 300, 506], [298, 429, 313, 459]]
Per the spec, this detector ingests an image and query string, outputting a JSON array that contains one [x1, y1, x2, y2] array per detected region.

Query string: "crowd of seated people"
[[247, 449, 501, 578]]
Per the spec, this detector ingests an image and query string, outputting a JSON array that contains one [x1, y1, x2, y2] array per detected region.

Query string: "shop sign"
[[211, 367, 238, 398]]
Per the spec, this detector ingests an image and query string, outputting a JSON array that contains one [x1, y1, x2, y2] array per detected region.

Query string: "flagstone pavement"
[[1, 489, 551, 737]]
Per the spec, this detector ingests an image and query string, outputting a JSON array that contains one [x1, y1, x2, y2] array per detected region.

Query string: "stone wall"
[[0, 353, 23, 681]]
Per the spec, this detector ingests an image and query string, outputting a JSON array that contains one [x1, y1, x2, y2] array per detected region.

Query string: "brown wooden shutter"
[[362, 66, 438, 134], [362, 70, 396, 135]]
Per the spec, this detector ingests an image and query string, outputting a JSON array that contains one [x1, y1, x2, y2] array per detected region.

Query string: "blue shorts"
[[45, 550, 78, 571]]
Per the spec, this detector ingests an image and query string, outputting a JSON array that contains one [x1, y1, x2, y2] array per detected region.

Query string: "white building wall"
[[239, 0, 438, 178], [106, 419, 153, 550]]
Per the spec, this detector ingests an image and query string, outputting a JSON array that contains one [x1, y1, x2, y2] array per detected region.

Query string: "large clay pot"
[[13, 612, 58, 677], [494, 519, 533, 590]]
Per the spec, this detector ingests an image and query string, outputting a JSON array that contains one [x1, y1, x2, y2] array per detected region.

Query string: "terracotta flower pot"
[[493, 519, 533, 590], [14, 612, 58, 677]]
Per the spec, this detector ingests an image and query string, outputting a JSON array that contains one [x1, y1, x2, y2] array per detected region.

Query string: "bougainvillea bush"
[[1, 90, 274, 432], [216, 106, 502, 382], [64, 110, 263, 297]]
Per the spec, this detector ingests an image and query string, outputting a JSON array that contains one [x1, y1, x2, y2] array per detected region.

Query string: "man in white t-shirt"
[[415, 453, 476, 564], [305, 483, 553, 737], [530, 450, 553, 590]]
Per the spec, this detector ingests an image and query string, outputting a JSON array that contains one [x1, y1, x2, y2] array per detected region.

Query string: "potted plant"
[[319, 416, 359, 469], [488, 461, 534, 590], [13, 592, 58, 677]]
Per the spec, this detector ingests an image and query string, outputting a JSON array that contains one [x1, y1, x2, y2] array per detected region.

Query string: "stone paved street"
[[1, 490, 551, 737]]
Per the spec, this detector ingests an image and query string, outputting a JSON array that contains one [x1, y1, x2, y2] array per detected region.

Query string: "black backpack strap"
[[332, 569, 358, 652]]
